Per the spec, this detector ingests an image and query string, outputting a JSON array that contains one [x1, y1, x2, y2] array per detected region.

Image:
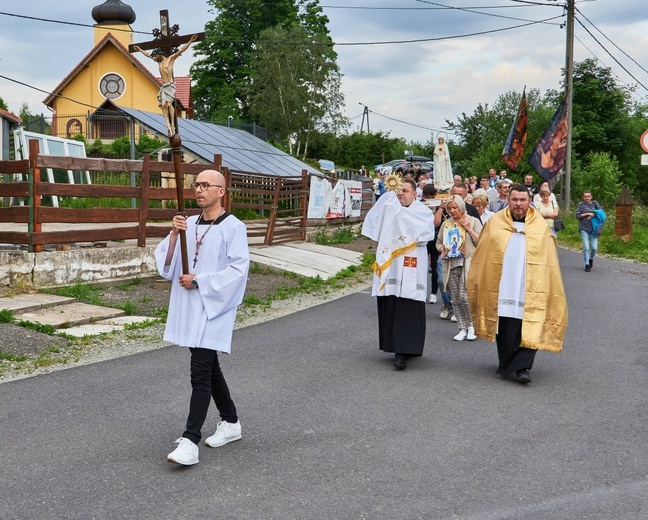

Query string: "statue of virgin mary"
[[433, 136, 453, 190]]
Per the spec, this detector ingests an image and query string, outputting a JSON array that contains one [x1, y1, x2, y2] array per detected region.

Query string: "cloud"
[[1, 0, 647, 144]]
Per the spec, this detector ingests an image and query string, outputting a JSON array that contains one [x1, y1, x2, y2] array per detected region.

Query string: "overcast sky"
[[1, 1, 647, 146]]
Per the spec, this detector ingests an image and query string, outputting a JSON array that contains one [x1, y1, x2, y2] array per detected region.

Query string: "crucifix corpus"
[[130, 10, 205, 274]]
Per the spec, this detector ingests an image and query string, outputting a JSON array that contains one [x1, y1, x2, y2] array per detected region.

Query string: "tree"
[[570, 59, 633, 162], [445, 88, 554, 180], [307, 131, 408, 171], [0, 97, 8, 111], [245, 23, 347, 157], [190, 0, 302, 121], [572, 152, 623, 206]]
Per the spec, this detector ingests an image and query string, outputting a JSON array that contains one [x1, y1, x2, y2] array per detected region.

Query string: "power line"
[[0, 11, 152, 35], [363, 107, 454, 136], [574, 35, 648, 103], [332, 15, 564, 46], [414, 0, 562, 24], [322, 3, 548, 9], [0, 9, 563, 47], [0, 73, 104, 111], [575, 7, 648, 77], [574, 15, 648, 93]]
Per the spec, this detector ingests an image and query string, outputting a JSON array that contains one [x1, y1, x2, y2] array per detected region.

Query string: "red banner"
[[502, 90, 528, 169]]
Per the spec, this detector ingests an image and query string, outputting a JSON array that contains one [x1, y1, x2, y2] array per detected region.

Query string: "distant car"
[[376, 156, 433, 176], [375, 159, 407, 175]]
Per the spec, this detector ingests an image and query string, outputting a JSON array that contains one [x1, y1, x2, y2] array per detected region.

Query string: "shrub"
[[573, 151, 622, 206]]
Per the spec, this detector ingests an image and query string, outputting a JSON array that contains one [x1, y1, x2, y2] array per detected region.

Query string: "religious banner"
[[442, 222, 465, 258], [502, 89, 528, 169], [348, 181, 363, 217], [307, 175, 333, 219], [326, 180, 352, 218], [529, 97, 569, 182]]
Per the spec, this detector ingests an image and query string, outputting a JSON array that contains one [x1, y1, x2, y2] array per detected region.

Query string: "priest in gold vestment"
[[467, 184, 568, 383]]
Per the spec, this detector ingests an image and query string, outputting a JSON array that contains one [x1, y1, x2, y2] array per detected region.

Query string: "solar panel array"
[[115, 106, 321, 177]]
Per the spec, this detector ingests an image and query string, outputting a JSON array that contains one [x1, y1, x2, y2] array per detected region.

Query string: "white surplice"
[[498, 221, 526, 319], [154, 215, 249, 353], [362, 191, 435, 302]]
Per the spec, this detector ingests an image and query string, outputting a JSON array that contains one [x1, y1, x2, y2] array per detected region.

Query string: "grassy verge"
[[1, 249, 374, 379], [241, 252, 374, 311], [556, 205, 648, 263]]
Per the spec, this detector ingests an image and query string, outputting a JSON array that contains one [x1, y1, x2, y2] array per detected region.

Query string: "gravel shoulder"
[[0, 237, 375, 383]]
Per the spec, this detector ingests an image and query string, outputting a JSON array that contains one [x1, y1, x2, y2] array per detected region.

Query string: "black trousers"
[[427, 240, 439, 295], [495, 317, 537, 374], [183, 347, 238, 444]]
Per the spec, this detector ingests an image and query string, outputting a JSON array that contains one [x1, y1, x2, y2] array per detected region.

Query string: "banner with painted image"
[[307, 175, 332, 219], [348, 181, 363, 217], [325, 179, 351, 218], [501, 89, 528, 169], [529, 97, 568, 182]]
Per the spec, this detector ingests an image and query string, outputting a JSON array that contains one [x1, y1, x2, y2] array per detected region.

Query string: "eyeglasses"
[[190, 182, 224, 191]]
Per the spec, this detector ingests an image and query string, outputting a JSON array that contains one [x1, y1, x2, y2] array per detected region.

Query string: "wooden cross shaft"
[[129, 9, 205, 275]]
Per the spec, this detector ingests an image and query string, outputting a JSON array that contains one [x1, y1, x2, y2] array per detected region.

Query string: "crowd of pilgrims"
[[379, 169, 561, 343]]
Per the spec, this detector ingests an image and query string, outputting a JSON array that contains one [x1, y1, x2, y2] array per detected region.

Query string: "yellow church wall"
[[94, 23, 133, 48], [54, 40, 161, 138]]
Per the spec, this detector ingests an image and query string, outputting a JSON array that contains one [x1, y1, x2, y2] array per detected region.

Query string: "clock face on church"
[[99, 73, 125, 100]]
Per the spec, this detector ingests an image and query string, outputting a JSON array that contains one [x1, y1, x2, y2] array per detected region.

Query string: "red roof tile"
[[0, 108, 22, 124]]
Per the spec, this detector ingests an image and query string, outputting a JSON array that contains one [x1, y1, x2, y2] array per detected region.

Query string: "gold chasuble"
[[467, 206, 568, 353]]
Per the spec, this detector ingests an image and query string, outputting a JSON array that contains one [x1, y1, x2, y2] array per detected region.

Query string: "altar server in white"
[[362, 177, 435, 370], [155, 169, 249, 466]]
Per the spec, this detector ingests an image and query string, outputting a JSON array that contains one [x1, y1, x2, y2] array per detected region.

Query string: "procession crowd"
[[365, 166, 605, 382], [155, 165, 605, 467]]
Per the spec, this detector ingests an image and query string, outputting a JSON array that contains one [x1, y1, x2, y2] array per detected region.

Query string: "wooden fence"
[[0, 141, 309, 251], [226, 169, 308, 245]]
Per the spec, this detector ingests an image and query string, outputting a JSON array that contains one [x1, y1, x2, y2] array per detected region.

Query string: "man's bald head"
[[196, 169, 225, 186]]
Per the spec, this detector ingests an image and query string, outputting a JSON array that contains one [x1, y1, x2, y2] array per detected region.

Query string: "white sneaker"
[[205, 420, 242, 448], [454, 330, 467, 341], [428, 294, 437, 304], [450, 314, 457, 323], [466, 326, 477, 341], [440, 306, 450, 319], [167, 437, 199, 465]]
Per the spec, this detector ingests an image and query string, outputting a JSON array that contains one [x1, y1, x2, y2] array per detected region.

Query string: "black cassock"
[[377, 295, 426, 356]]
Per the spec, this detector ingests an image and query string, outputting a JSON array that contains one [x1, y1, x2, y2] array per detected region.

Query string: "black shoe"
[[515, 369, 531, 384], [394, 354, 407, 370], [585, 265, 591, 272], [589, 259, 593, 268]]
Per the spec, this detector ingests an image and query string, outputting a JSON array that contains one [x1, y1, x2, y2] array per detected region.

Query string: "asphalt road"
[[1, 248, 647, 519]]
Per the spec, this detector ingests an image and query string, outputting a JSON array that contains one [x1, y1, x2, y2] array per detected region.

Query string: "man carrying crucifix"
[[133, 33, 197, 136], [154, 169, 250, 466]]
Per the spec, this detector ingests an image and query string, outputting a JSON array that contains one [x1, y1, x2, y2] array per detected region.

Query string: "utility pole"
[[359, 103, 370, 134], [563, 0, 575, 210]]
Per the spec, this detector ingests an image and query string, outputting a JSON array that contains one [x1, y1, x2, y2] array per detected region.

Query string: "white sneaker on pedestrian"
[[466, 326, 477, 341], [428, 294, 437, 304], [450, 314, 457, 323], [454, 330, 468, 341], [440, 306, 450, 319], [205, 420, 242, 448], [167, 437, 199, 465]]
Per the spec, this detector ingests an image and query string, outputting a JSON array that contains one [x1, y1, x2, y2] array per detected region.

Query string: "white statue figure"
[[433, 136, 453, 188]]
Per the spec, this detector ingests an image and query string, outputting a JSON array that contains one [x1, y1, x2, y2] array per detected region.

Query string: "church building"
[[43, 0, 192, 140]]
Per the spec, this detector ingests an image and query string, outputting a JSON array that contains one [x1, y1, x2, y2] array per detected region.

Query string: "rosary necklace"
[[193, 208, 224, 268]]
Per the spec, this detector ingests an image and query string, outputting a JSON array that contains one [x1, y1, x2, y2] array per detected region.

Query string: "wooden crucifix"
[[130, 10, 205, 274]]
